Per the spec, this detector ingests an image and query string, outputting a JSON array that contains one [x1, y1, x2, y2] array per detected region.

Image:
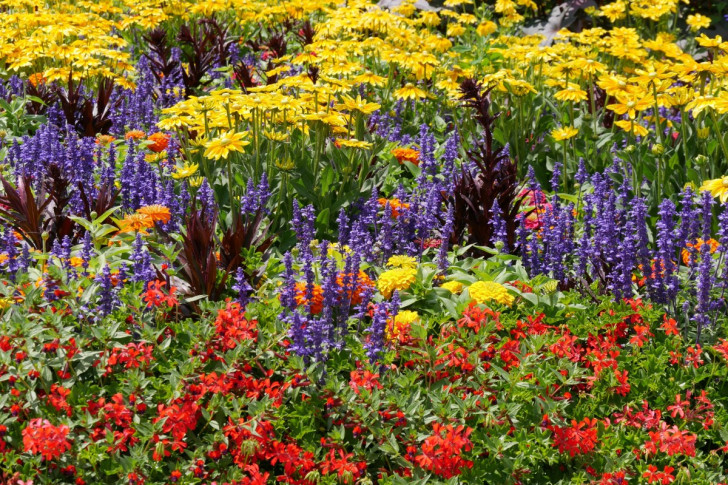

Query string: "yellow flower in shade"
[[137, 205, 171, 224], [386, 310, 420, 342], [687, 14, 711, 32], [441, 281, 463, 294], [551, 126, 579, 141], [118, 213, 155, 233], [171, 163, 199, 179], [394, 83, 429, 101], [386, 255, 417, 269], [468, 281, 514, 306], [204, 131, 250, 160], [699, 176, 728, 203], [378, 267, 417, 299]]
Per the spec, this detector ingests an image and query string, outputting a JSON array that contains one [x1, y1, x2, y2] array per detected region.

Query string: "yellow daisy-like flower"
[[614, 120, 649, 137], [699, 176, 728, 203], [171, 163, 199, 179], [386, 255, 417, 269], [204, 131, 250, 160], [686, 14, 711, 32], [394, 83, 429, 101], [476, 20, 497, 36], [440, 281, 463, 294], [377, 267, 417, 299], [468, 281, 514, 306], [551, 126, 579, 141], [334, 138, 372, 149]]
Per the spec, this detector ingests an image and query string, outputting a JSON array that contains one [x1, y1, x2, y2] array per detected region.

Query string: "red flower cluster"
[[549, 417, 599, 457], [644, 422, 697, 457], [22, 418, 72, 460], [412, 423, 473, 479], [212, 301, 258, 351]]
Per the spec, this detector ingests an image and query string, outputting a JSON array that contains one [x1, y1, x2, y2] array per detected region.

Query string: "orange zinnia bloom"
[[294, 282, 324, 315], [147, 132, 170, 152], [125, 130, 146, 140], [96, 135, 115, 146], [377, 198, 410, 218], [392, 147, 420, 166], [337, 270, 374, 305], [28, 73, 46, 87], [681, 238, 719, 265], [137, 205, 171, 224], [118, 213, 155, 233]]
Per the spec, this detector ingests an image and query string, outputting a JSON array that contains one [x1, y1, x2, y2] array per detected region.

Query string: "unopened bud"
[[651, 143, 664, 155]]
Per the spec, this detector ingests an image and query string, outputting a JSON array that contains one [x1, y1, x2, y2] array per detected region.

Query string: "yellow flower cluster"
[[377, 267, 417, 299], [468, 281, 514, 307], [386, 310, 420, 341]]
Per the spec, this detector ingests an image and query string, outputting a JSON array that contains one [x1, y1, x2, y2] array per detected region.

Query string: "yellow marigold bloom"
[[394, 83, 429, 101], [699, 176, 728, 203], [441, 281, 463, 294], [378, 267, 417, 299], [476, 21, 497, 37], [386, 255, 417, 269], [551, 126, 579, 141], [137, 205, 171, 224], [172, 163, 199, 179], [204, 131, 250, 160], [386, 310, 420, 342], [468, 281, 514, 306], [118, 213, 154, 233]]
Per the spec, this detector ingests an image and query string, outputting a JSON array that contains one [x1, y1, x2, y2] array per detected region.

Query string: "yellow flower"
[[337, 94, 380, 115], [378, 267, 417, 299], [204, 131, 250, 160], [614, 119, 649, 137], [699, 176, 728, 203], [171, 163, 199, 179], [468, 281, 514, 306], [687, 14, 711, 32], [394, 83, 429, 101], [440, 281, 463, 294], [386, 255, 417, 269], [551, 126, 579, 141], [334, 138, 372, 149], [476, 21, 497, 37]]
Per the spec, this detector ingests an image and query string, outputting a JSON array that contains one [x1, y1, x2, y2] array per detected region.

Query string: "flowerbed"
[[1, 0, 728, 483]]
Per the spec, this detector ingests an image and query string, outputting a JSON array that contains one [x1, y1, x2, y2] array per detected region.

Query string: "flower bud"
[[697, 126, 710, 139], [651, 143, 664, 155]]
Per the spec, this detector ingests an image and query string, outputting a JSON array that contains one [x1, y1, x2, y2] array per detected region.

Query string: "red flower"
[[143, 280, 178, 308], [550, 418, 599, 457], [643, 464, 675, 484], [22, 418, 72, 460], [349, 370, 383, 395]]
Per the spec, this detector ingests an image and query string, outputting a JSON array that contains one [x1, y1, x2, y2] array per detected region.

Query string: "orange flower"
[[147, 132, 170, 153], [294, 282, 324, 315], [96, 135, 115, 146], [377, 198, 410, 218], [681, 238, 719, 265], [392, 147, 420, 166], [28, 73, 46, 87], [337, 270, 374, 305], [125, 130, 146, 140], [118, 213, 155, 233], [137, 205, 171, 224]]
